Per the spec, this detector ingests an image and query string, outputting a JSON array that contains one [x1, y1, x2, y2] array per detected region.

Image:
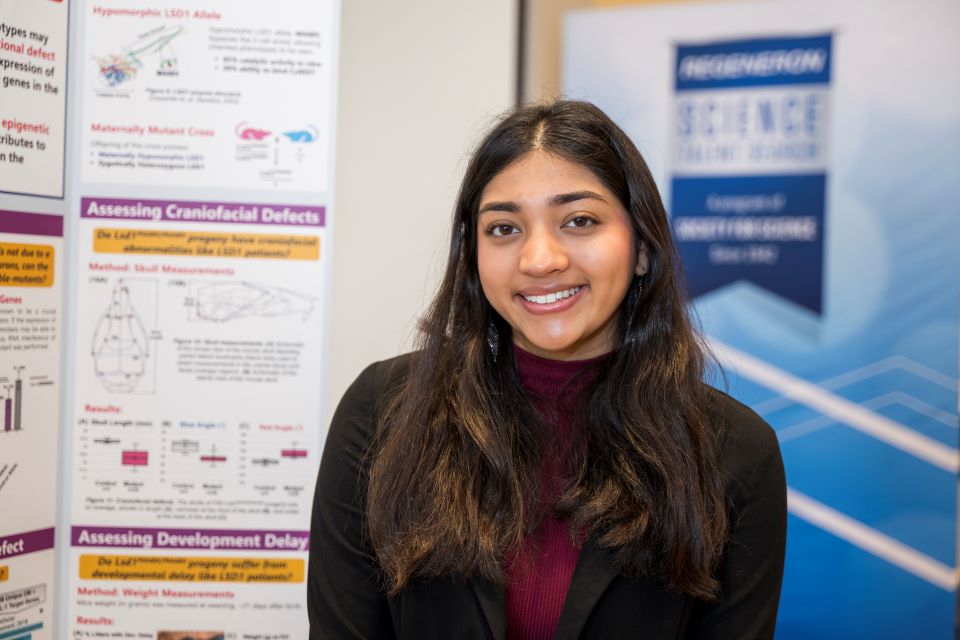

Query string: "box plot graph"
[[76, 415, 160, 488], [121, 448, 149, 467], [240, 426, 310, 494], [199, 443, 228, 466], [164, 421, 237, 491], [146, 421, 315, 497]]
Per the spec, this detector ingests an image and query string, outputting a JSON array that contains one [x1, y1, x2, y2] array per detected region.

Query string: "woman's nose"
[[518, 228, 568, 276]]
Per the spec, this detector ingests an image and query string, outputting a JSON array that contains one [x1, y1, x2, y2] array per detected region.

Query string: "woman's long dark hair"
[[367, 100, 727, 599]]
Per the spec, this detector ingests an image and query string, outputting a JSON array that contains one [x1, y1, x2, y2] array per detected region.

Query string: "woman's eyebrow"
[[548, 190, 607, 207], [478, 190, 607, 215], [477, 200, 520, 215]]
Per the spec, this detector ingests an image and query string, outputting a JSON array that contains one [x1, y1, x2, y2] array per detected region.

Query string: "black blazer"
[[308, 355, 786, 639]]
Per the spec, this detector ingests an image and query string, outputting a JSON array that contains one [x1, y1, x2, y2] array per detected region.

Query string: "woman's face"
[[476, 150, 647, 361]]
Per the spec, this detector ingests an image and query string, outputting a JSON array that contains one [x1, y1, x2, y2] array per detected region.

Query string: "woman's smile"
[[518, 285, 584, 311]]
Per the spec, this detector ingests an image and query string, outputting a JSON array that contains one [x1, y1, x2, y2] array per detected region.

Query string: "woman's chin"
[[514, 336, 601, 361]]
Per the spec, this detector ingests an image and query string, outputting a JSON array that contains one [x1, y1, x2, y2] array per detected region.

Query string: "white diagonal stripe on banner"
[[750, 355, 958, 416], [776, 413, 836, 443], [708, 339, 959, 473], [778, 392, 959, 445], [787, 488, 958, 591], [892, 356, 958, 391], [879, 392, 958, 428]]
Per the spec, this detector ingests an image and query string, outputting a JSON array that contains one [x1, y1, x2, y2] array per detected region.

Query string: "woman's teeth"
[[522, 286, 582, 305]]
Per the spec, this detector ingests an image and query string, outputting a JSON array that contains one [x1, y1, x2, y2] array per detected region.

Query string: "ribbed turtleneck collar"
[[513, 345, 609, 402]]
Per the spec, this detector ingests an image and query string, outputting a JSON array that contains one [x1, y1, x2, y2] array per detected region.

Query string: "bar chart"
[[0, 367, 25, 434]]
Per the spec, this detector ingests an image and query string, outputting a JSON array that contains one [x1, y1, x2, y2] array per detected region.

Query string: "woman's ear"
[[635, 242, 649, 277]]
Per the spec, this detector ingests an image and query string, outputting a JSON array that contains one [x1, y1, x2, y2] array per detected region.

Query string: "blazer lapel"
[[471, 577, 506, 640], [555, 539, 618, 640]]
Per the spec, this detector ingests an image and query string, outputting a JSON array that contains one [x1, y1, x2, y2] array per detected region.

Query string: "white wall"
[[326, 1, 519, 421]]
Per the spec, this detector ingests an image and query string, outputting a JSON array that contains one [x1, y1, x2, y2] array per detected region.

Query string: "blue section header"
[[670, 174, 825, 313], [676, 34, 832, 91]]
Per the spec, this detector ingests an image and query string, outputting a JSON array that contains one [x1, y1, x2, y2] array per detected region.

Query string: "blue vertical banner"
[[671, 35, 831, 313], [565, 2, 959, 637]]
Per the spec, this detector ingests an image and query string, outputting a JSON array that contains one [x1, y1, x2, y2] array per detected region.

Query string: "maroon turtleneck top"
[[506, 346, 605, 640]]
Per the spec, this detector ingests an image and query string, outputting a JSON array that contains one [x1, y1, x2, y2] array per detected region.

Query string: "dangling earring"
[[487, 321, 500, 362], [626, 274, 644, 308], [624, 275, 644, 346]]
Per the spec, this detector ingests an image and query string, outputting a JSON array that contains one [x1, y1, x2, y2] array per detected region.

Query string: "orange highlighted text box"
[[0, 242, 55, 287], [78, 555, 304, 583], [0, 565, 8, 582], [93, 228, 319, 260]]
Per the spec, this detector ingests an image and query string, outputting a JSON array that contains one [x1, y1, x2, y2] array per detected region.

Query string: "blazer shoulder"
[[340, 351, 413, 405], [370, 352, 414, 394], [707, 386, 777, 451], [691, 387, 787, 638], [705, 386, 783, 494], [326, 352, 414, 451]]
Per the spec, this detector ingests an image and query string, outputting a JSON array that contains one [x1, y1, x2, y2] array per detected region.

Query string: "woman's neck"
[[513, 344, 609, 404]]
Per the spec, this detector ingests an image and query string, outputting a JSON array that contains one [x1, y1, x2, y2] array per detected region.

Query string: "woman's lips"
[[516, 285, 585, 314]]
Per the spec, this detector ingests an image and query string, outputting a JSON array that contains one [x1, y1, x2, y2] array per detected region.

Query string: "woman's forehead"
[[478, 151, 614, 208]]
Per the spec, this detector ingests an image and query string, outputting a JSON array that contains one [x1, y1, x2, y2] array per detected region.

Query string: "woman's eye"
[[564, 215, 595, 229], [487, 223, 519, 237]]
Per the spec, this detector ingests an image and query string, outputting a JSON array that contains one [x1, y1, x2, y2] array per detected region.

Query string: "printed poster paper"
[[0, 0, 69, 198], [80, 1, 333, 192], [0, 210, 65, 640], [66, 1, 339, 637]]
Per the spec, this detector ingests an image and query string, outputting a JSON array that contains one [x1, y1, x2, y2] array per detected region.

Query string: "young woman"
[[308, 101, 786, 639]]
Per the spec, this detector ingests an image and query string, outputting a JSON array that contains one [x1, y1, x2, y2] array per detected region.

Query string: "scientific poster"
[[80, 0, 334, 191], [565, 0, 959, 637], [67, 203, 326, 639], [0, 0, 69, 198], [66, 0, 338, 637], [0, 210, 64, 640]]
